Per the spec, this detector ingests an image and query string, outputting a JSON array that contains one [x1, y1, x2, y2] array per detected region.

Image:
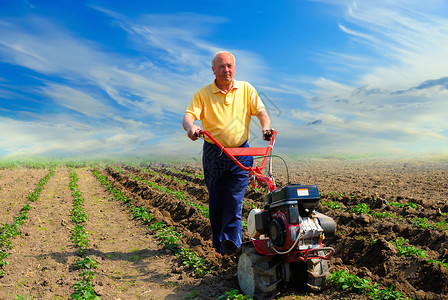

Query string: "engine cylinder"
[[269, 218, 286, 247], [247, 209, 262, 238]]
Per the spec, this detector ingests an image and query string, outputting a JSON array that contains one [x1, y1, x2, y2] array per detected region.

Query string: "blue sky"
[[1, 0, 448, 159]]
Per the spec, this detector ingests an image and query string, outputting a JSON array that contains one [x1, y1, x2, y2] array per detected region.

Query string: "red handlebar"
[[197, 129, 277, 192]]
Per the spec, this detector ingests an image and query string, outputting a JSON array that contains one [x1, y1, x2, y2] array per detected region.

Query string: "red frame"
[[199, 130, 277, 192], [198, 129, 335, 260], [252, 238, 335, 262]]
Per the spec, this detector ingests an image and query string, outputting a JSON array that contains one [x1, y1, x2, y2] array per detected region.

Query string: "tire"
[[237, 245, 279, 299], [306, 251, 329, 292]]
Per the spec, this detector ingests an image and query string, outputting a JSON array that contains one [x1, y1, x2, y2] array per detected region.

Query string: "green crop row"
[[0, 159, 115, 170], [334, 239, 446, 299], [323, 200, 419, 215], [391, 238, 447, 269], [328, 270, 404, 299], [69, 172, 91, 253], [428, 259, 448, 268], [185, 200, 209, 218], [93, 170, 210, 277], [347, 203, 446, 232], [218, 289, 251, 300], [68, 171, 101, 300], [386, 201, 419, 210], [152, 223, 209, 277], [131, 167, 248, 229], [371, 238, 446, 270], [135, 169, 246, 226], [128, 173, 210, 220], [141, 167, 186, 185], [168, 167, 204, 180], [391, 238, 429, 258], [132, 174, 188, 201], [413, 217, 448, 230], [0, 169, 54, 277], [350, 203, 405, 221], [321, 200, 346, 211], [142, 168, 160, 178], [114, 167, 209, 219], [171, 176, 187, 185]]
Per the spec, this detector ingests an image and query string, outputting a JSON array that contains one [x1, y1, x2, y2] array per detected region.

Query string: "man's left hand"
[[263, 129, 274, 141]]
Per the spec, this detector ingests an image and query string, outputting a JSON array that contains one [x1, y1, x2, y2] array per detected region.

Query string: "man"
[[182, 51, 271, 255]]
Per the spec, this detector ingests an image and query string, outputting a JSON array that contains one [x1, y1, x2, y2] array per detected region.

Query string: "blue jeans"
[[202, 141, 253, 254]]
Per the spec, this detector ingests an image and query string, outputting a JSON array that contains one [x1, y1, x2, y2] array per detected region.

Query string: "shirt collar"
[[212, 80, 239, 94]]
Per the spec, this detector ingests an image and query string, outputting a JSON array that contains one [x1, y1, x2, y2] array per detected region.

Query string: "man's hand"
[[187, 125, 202, 141], [263, 128, 274, 141], [183, 114, 201, 141]]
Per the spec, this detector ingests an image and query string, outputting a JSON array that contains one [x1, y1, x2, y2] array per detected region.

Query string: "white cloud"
[[0, 16, 210, 117], [342, 1, 448, 89], [0, 13, 218, 158], [42, 84, 112, 117], [275, 0, 448, 154], [1, 2, 448, 158], [0, 114, 157, 158]]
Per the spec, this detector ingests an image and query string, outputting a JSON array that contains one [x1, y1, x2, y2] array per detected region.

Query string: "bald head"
[[212, 51, 236, 68], [211, 51, 236, 89]]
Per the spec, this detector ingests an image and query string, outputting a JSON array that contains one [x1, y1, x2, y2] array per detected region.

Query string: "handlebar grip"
[[263, 129, 274, 141], [194, 129, 203, 138]]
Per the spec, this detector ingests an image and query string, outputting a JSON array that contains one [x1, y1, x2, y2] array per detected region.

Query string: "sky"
[[1, 0, 448, 160]]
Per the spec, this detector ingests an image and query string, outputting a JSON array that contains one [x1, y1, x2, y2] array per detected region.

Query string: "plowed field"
[[0, 159, 447, 300]]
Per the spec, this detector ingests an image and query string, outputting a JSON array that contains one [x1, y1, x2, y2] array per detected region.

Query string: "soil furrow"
[[0, 168, 48, 225], [76, 168, 197, 299], [97, 168, 240, 298], [104, 167, 212, 243], [0, 168, 74, 299], [149, 165, 205, 186], [122, 165, 210, 205]]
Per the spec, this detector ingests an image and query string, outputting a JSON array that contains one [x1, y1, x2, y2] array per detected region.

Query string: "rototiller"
[[198, 129, 336, 299]]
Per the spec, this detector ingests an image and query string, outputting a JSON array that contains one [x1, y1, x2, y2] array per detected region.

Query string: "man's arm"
[[256, 110, 272, 140], [182, 114, 201, 141]]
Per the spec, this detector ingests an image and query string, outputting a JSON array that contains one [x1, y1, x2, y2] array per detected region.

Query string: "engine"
[[247, 184, 336, 252]]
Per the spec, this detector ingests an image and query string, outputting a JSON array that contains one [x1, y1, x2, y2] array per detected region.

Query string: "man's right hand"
[[187, 125, 202, 141], [183, 114, 202, 141]]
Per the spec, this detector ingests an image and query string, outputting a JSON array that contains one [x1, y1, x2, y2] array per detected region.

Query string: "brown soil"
[[0, 158, 447, 300]]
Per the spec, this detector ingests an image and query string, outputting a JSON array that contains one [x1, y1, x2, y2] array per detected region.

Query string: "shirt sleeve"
[[248, 84, 266, 116], [185, 91, 204, 121]]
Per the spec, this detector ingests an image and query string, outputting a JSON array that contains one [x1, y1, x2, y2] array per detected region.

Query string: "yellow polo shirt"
[[186, 80, 265, 147]]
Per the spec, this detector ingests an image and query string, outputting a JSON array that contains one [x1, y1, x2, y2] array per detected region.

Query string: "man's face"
[[212, 53, 235, 83]]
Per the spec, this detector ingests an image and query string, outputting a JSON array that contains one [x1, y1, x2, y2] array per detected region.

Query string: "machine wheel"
[[238, 245, 279, 299], [306, 251, 329, 292]]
